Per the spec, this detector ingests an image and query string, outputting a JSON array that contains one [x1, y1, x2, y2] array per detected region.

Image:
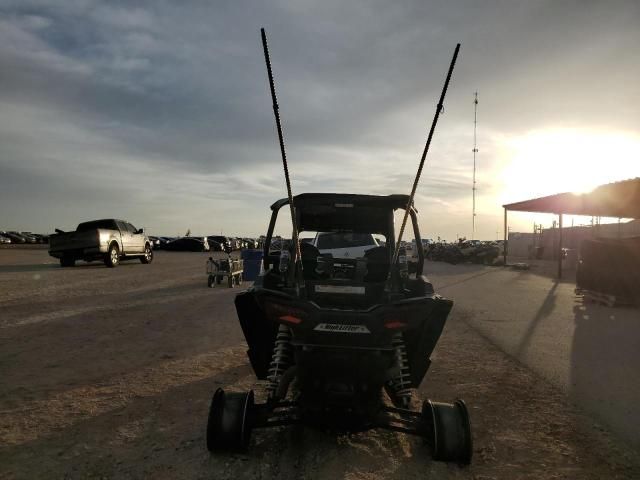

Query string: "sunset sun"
[[500, 129, 639, 204]]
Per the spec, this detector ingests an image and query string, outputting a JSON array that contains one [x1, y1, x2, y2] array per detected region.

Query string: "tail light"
[[279, 314, 303, 325], [383, 306, 412, 329], [264, 301, 308, 326], [384, 320, 408, 329]]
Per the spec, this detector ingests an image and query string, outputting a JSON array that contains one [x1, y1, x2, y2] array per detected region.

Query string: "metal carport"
[[502, 177, 640, 278]]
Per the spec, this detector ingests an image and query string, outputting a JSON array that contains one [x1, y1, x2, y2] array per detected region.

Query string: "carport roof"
[[502, 177, 640, 218]]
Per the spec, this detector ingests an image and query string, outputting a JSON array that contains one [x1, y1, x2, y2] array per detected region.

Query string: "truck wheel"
[[60, 256, 75, 267], [105, 243, 120, 268], [140, 244, 153, 264]]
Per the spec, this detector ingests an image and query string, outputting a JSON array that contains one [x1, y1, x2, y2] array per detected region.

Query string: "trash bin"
[[241, 249, 263, 281]]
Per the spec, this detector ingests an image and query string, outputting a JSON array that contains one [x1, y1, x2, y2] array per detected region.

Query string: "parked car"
[[312, 232, 380, 258], [11, 232, 35, 243], [0, 233, 11, 244], [209, 235, 232, 253], [30, 233, 49, 244], [243, 238, 259, 249], [158, 237, 174, 248], [21, 232, 41, 243], [4, 231, 27, 243], [49, 219, 153, 267], [207, 237, 224, 252], [148, 236, 162, 249], [164, 236, 210, 252]]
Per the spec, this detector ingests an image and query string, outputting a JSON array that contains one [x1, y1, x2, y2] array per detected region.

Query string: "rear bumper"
[[235, 288, 452, 386], [48, 246, 105, 259]]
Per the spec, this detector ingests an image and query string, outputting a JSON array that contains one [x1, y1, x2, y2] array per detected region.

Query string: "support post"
[[618, 217, 622, 238], [557, 213, 563, 279], [503, 208, 508, 266]]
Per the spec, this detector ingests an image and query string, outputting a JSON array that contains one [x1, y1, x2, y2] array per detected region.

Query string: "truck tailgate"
[[49, 231, 100, 252]]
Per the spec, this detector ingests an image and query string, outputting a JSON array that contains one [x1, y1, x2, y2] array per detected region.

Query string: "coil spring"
[[266, 324, 293, 400], [389, 332, 413, 408]]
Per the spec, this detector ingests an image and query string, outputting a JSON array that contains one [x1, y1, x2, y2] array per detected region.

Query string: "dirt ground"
[[1, 248, 639, 479]]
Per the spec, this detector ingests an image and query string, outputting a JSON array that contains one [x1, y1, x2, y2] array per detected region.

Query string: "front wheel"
[[105, 243, 120, 268], [140, 244, 153, 264]]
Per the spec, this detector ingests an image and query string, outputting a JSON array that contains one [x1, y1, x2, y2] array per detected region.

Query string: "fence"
[[508, 219, 640, 261]]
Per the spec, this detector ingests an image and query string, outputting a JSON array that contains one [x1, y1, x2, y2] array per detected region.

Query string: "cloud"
[[0, 1, 639, 239]]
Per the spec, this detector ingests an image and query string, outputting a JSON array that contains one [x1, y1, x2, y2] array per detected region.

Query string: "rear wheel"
[[60, 256, 75, 267], [206, 389, 254, 452], [422, 399, 472, 465], [140, 244, 153, 264], [105, 243, 120, 268]]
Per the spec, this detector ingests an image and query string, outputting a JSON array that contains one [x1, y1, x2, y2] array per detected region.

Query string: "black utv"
[[206, 193, 472, 464]]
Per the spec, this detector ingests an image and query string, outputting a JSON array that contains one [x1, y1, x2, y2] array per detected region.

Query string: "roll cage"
[[262, 193, 426, 282]]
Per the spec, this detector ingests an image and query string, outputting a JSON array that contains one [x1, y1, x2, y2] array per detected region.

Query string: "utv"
[[206, 193, 473, 464]]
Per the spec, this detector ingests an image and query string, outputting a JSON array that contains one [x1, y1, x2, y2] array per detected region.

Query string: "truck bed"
[[48, 230, 105, 259]]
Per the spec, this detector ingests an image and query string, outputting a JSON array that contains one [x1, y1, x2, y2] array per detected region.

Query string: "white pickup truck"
[[48, 219, 153, 268], [312, 232, 380, 258]]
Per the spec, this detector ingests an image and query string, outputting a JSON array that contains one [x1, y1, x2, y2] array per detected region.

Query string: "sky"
[[0, 0, 638, 239]]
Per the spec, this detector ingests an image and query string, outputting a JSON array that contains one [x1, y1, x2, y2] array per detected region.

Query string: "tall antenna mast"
[[261, 28, 302, 269], [392, 44, 461, 267], [472, 91, 478, 240]]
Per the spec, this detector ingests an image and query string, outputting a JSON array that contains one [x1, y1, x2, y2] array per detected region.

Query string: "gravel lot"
[[1, 248, 639, 479]]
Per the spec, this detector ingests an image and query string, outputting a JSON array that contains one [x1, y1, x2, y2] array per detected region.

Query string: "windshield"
[[76, 220, 118, 231], [316, 232, 377, 249]]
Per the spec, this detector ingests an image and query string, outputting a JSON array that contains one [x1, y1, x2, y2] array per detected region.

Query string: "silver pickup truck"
[[49, 219, 153, 268]]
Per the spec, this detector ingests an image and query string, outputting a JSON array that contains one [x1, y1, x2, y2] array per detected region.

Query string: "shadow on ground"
[[0, 264, 61, 273], [571, 300, 640, 452]]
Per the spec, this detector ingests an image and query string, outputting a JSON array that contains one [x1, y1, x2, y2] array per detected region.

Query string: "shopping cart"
[[206, 256, 244, 288]]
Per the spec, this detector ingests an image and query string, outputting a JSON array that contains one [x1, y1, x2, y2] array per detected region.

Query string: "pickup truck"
[[312, 232, 380, 258], [49, 219, 153, 268]]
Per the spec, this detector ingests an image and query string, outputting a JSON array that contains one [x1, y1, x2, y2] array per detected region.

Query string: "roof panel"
[[503, 178, 640, 218]]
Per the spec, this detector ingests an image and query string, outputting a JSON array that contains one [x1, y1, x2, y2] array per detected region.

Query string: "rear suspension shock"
[[266, 324, 293, 401], [389, 332, 413, 408]]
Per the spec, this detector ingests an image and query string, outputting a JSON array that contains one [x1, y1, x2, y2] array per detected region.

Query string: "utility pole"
[[472, 92, 478, 240]]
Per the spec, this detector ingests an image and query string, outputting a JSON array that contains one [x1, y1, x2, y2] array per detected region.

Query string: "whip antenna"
[[261, 28, 302, 266], [392, 43, 461, 267]]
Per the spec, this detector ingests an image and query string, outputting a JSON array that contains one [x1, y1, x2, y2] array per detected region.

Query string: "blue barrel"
[[241, 249, 263, 281]]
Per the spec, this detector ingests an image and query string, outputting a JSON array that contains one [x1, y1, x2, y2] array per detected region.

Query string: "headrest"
[[300, 241, 321, 259]]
